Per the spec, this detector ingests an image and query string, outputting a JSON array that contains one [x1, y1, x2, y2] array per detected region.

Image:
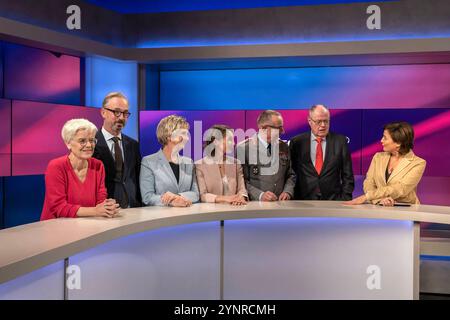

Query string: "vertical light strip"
[[85, 56, 138, 140]]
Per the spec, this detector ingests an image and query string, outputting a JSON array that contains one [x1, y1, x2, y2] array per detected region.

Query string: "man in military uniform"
[[236, 110, 296, 201]]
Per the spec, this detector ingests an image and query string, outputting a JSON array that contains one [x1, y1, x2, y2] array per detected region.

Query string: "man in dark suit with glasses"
[[93, 92, 142, 208], [289, 104, 354, 201]]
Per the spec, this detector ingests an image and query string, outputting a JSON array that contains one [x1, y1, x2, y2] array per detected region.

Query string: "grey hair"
[[257, 110, 282, 126], [61, 118, 98, 144], [309, 104, 330, 118], [102, 92, 128, 108]]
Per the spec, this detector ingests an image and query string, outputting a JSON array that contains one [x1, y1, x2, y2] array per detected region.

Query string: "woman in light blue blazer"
[[140, 115, 199, 207]]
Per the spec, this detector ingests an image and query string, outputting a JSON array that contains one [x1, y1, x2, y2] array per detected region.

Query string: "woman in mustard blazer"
[[345, 122, 426, 206], [195, 125, 248, 205]]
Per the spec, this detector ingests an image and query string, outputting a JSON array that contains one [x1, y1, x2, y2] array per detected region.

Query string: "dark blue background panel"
[[0, 42, 3, 98], [0, 178, 4, 229], [159, 64, 450, 110], [3, 43, 81, 105], [0, 99, 11, 177], [84, 0, 396, 13], [3, 175, 45, 228]]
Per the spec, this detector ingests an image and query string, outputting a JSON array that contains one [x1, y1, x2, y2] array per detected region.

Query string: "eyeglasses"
[[309, 118, 330, 126], [76, 138, 97, 147], [262, 125, 285, 133], [103, 107, 131, 118]]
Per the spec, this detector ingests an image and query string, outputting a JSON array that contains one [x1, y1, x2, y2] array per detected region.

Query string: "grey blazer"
[[140, 149, 199, 206], [236, 135, 296, 201]]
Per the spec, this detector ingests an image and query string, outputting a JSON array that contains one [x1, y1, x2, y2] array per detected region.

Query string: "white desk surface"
[[1, 201, 450, 284]]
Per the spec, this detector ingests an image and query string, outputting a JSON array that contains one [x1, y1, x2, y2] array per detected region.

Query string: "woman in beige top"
[[195, 125, 248, 205], [345, 121, 426, 206]]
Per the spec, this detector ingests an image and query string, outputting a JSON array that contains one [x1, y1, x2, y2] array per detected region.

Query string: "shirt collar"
[[311, 132, 326, 142], [102, 127, 122, 142], [257, 132, 269, 148]]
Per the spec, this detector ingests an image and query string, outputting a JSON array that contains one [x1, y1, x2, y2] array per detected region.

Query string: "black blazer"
[[93, 131, 142, 207], [289, 132, 354, 200]]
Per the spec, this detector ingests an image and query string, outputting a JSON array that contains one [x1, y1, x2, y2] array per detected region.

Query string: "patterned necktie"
[[111, 136, 123, 180], [315, 137, 323, 175]]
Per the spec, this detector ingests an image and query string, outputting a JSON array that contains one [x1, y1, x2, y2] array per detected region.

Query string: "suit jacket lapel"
[[388, 151, 414, 183], [122, 135, 132, 179], [248, 135, 260, 165], [178, 159, 186, 189], [304, 132, 317, 175], [321, 133, 332, 173], [95, 131, 115, 166], [205, 156, 225, 195], [379, 153, 390, 185], [224, 156, 235, 195], [157, 150, 179, 189]]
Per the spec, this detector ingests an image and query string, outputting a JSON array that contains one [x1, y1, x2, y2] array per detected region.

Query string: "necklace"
[[388, 155, 401, 174]]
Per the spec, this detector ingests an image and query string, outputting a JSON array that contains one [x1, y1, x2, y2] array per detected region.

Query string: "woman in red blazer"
[[40, 119, 120, 220]]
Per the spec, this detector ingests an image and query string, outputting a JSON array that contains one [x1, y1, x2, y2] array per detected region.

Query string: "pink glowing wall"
[[361, 109, 450, 177], [3, 43, 81, 105], [12, 101, 103, 176], [0, 99, 11, 176]]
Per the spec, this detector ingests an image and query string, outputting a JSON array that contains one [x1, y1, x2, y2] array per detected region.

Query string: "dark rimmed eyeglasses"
[[309, 118, 330, 126], [103, 107, 131, 118], [262, 125, 285, 134]]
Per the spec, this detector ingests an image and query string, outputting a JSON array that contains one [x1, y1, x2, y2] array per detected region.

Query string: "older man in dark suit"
[[289, 104, 354, 200], [93, 92, 142, 208]]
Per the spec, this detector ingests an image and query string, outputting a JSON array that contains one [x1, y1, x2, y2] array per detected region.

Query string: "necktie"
[[111, 137, 124, 181], [315, 137, 323, 175], [267, 143, 272, 156]]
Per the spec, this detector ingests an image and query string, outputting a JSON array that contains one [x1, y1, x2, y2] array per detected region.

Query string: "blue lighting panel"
[[0, 178, 4, 229], [160, 68, 325, 110], [84, 0, 396, 14], [3, 175, 45, 228], [0, 42, 3, 98], [160, 64, 450, 110], [85, 56, 138, 140]]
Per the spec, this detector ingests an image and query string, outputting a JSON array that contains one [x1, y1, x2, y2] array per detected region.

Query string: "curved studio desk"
[[1, 201, 450, 300]]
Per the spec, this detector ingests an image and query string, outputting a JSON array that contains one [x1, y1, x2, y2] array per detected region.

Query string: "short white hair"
[[61, 119, 98, 144]]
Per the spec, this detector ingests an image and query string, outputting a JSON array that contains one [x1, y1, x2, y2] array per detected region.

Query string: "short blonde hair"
[[156, 115, 190, 146], [62, 119, 98, 144]]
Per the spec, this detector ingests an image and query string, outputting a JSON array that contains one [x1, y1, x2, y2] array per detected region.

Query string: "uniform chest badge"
[[252, 166, 259, 175]]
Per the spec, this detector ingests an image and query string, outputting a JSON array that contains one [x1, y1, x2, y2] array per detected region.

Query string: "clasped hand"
[[95, 198, 120, 218], [261, 191, 291, 202], [161, 192, 192, 207]]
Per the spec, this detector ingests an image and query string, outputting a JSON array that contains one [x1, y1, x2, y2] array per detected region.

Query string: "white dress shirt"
[[101, 127, 125, 160]]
